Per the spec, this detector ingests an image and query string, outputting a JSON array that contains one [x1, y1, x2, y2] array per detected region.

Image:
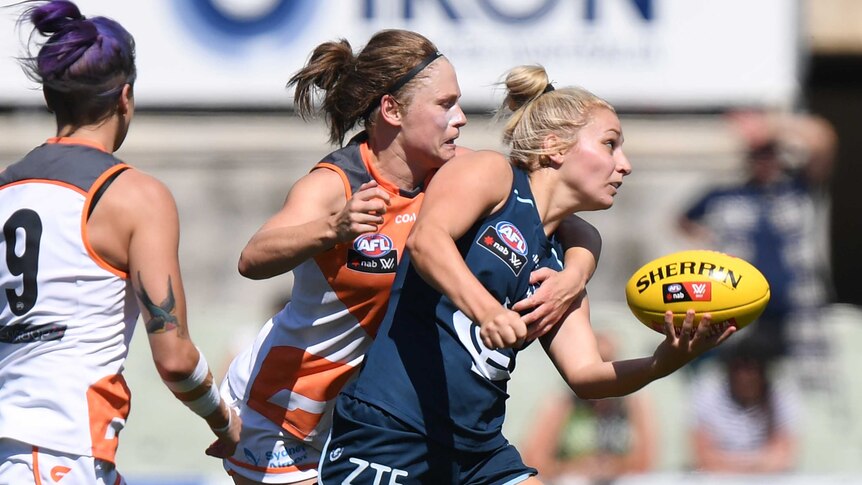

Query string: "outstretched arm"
[[541, 296, 734, 399]]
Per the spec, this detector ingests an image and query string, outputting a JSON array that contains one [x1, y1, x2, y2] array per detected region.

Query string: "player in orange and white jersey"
[[221, 30, 604, 485], [0, 2, 239, 483]]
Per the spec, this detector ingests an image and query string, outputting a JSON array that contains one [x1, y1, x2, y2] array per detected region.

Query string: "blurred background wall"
[[1, 1, 861, 484]]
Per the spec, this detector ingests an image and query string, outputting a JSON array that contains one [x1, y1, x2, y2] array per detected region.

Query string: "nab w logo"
[[662, 281, 712, 303], [477, 225, 528, 276], [689, 282, 712, 300], [348, 233, 398, 274], [509, 253, 523, 268]]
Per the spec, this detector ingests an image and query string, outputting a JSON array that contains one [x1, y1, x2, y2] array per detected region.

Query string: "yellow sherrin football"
[[625, 249, 770, 333]]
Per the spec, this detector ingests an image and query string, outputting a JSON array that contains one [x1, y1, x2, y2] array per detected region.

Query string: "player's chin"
[[441, 141, 458, 160], [601, 190, 621, 207], [587, 197, 615, 211]]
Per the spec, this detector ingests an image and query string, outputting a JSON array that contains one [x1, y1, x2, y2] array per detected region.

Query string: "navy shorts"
[[318, 394, 536, 485]]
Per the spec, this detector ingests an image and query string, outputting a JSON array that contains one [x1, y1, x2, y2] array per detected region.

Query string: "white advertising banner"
[[0, 0, 801, 110]]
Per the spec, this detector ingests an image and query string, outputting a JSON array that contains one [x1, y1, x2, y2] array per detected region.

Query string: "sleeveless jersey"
[[0, 138, 138, 462], [345, 165, 563, 452], [226, 134, 426, 448]]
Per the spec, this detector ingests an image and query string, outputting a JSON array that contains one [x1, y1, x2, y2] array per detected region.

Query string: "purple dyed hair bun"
[[18, 0, 137, 125], [30, 0, 84, 35]]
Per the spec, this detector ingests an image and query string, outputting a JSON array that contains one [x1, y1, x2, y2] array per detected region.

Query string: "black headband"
[[388, 51, 443, 95], [363, 51, 443, 119], [542, 83, 555, 94]]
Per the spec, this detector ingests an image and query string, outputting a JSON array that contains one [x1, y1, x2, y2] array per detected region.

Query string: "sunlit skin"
[[392, 58, 467, 175], [527, 107, 632, 241], [554, 108, 631, 213]]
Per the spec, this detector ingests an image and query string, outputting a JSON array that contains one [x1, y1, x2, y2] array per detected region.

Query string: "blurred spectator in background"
[[689, 338, 801, 474], [521, 332, 657, 485], [677, 111, 836, 366]]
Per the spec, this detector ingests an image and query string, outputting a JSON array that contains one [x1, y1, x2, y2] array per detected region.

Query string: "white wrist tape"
[[211, 408, 233, 434], [163, 347, 209, 394], [161, 347, 222, 417], [185, 383, 221, 417]]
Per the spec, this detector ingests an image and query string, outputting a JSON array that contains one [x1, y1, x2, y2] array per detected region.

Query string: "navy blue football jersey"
[[343, 164, 563, 452]]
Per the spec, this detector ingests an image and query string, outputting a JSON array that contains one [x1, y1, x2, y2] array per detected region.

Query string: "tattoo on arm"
[[136, 272, 179, 334]]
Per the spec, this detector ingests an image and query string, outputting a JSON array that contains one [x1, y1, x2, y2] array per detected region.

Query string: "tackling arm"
[[238, 169, 391, 279]]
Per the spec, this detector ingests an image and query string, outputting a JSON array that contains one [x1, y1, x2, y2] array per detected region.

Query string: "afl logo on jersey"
[[353, 234, 393, 257], [348, 234, 398, 274], [494, 222, 527, 256]]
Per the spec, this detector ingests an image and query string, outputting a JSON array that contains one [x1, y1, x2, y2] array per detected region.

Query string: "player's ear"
[[379, 94, 403, 126], [117, 84, 134, 116], [544, 133, 565, 167]]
